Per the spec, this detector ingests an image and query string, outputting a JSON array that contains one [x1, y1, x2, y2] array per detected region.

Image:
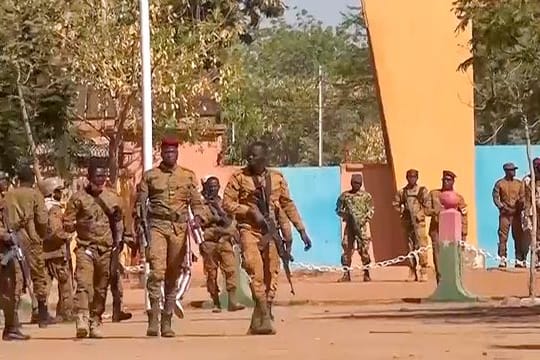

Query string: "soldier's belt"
[[148, 212, 187, 223]]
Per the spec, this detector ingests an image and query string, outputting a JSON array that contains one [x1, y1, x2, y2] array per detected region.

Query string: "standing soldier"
[[199, 176, 245, 313], [336, 174, 374, 283], [520, 157, 540, 267], [5, 166, 50, 328], [392, 169, 429, 282], [136, 136, 205, 338], [223, 141, 311, 335], [63, 160, 126, 338], [492, 162, 524, 268], [0, 171, 30, 341], [425, 170, 468, 283], [39, 177, 74, 322]]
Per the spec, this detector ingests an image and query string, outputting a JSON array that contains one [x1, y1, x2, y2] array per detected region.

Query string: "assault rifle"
[[252, 176, 295, 295]]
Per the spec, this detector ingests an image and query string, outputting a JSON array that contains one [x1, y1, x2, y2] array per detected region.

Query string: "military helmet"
[[39, 177, 65, 197]]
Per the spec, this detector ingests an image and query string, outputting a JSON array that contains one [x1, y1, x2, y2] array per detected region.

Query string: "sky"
[[283, 0, 360, 26]]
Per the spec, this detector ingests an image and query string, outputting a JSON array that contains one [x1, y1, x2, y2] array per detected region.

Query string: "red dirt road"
[[2, 267, 540, 360]]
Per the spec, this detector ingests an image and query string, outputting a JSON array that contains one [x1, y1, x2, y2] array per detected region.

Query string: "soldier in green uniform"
[[336, 174, 374, 282], [393, 169, 429, 282], [0, 171, 30, 341]]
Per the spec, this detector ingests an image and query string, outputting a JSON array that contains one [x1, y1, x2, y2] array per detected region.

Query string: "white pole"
[[140, 0, 153, 171], [318, 65, 323, 167]]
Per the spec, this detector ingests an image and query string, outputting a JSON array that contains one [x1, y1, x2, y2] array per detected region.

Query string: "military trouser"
[[110, 263, 123, 312], [46, 258, 74, 317], [19, 237, 48, 302], [341, 222, 371, 267], [239, 229, 280, 303], [146, 227, 186, 312], [402, 220, 429, 268], [74, 246, 111, 321], [498, 213, 527, 261], [200, 237, 238, 298], [0, 257, 17, 330]]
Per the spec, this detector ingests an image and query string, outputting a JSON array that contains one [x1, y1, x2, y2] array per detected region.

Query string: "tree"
[[221, 8, 383, 166], [0, 0, 75, 178], [453, 0, 540, 144], [62, 0, 285, 184]]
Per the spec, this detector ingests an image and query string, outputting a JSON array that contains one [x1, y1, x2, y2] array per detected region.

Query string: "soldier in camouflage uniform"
[[392, 169, 429, 282], [136, 136, 205, 338], [39, 177, 74, 322], [5, 166, 51, 328], [199, 176, 244, 313], [63, 160, 126, 338], [336, 174, 374, 282], [520, 157, 540, 267], [425, 170, 468, 284], [223, 141, 312, 335], [0, 171, 30, 341]]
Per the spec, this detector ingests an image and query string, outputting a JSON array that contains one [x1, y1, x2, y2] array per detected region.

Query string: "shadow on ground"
[[301, 304, 540, 325]]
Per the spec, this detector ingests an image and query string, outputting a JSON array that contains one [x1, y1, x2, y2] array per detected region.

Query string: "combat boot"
[[227, 291, 245, 312], [89, 319, 104, 339], [112, 302, 132, 322], [146, 300, 160, 337], [363, 270, 371, 282], [160, 311, 175, 338], [2, 309, 30, 341], [75, 312, 89, 338], [211, 295, 222, 313], [30, 308, 39, 324], [337, 270, 351, 282], [38, 300, 55, 328], [254, 300, 276, 335], [247, 301, 262, 335]]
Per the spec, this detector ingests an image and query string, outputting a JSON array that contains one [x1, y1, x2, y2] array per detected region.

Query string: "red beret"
[[161, 136, 179, 148]]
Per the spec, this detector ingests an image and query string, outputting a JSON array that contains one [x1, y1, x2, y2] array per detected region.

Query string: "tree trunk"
[[16, 81, 43, 181], [524, 114, 537, 299]]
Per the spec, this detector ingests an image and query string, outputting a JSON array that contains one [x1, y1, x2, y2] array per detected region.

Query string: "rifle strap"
[[88, 189, 118, 233]]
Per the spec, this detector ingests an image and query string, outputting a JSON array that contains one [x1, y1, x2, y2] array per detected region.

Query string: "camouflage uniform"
[[5, 186, 49, 326], [392, 185, 429, 275], [520, 174, 540, 262], [63, 187, 122, 338], [425, 189, 467, 282], [493, 176, 525, 264], [199, 195, 243, 312], [336, 190, 374, 268], [223, 168, 305, 335], [137, 163, 204, 336], [43, 196, 74, 320]]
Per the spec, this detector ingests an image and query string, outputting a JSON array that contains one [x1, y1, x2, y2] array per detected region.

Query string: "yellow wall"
[[362, 0, 476, 243]]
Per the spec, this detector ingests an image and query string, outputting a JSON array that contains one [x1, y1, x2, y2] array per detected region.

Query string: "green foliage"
[[453, 0, 540, 144], [221, 7, 384, 166], [0, 0, 76, 176]]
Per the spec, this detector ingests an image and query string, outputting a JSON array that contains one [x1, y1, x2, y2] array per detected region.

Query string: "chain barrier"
[[122, 241, 532, 274]]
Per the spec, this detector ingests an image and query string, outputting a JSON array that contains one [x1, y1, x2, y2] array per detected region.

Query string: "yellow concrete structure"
[[362, 0, 476, 244]]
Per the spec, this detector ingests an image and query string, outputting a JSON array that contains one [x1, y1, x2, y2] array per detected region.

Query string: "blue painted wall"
[[476, 145, 538, 267], [279, 166, 342, 266]]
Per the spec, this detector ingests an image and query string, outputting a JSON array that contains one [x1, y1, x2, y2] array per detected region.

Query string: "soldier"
[[425, 170, 468, 283], [39, 177, 74, 322], [199, 176, 245, 313], [63, 159, 126, 338], [223, 141, 312, 335], [4, 166, 50, 328], [136, 136, 205, 338], [392, 169, 429, 282], [0, 171, 30, 341], [520, 157, 540, 267], [492, 162, 524, 268], [336, 173, 374, 283]]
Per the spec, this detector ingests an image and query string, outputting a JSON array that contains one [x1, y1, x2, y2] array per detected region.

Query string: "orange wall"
[[362, 0, 477, 244]]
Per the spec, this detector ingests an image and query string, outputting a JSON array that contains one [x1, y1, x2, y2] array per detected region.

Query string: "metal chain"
[[122, 241, 529, 274]]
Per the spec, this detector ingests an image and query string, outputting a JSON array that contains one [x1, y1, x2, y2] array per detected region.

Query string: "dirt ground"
[[3, 267, 540, 359]]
